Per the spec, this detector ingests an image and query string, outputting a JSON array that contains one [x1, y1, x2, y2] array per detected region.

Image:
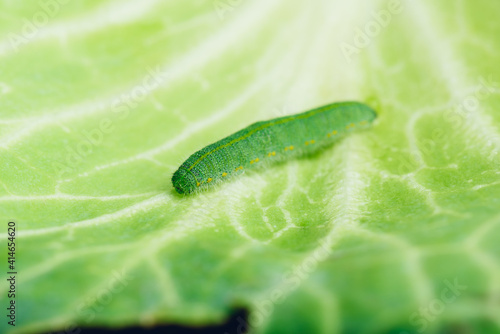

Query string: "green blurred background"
[[1, 1, 499, 333]]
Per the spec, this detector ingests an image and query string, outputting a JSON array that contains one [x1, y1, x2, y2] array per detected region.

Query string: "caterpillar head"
[[172, 167, 197, 194]]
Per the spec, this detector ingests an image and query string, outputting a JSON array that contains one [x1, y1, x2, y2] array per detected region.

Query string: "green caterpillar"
[[172, 101, 376, 194]]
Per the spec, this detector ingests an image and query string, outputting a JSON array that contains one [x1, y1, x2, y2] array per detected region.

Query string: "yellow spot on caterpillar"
[[251, 158, 259, 164], [255, 158, 259, 162], [235, 166, 243, 171], [196, 182, 201, 187], [290, 145, 294, 150], [272, 151, 276, 156], [310, 140, 315, 144], [346, 123, 355, 129], [305, 141, 309, 145], [332, 130, 338, 135], [268, 151, 276, 157], [222, 172, 228, 177], [207, 178, 213, 183], [285, 145, 294, 151], [327, 133, 331, 138]]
